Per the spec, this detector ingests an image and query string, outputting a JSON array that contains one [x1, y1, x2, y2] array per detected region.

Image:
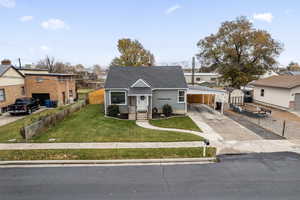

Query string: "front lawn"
[[150, 116, 202, 132], [0, 147, 216, 161], [30, 104, 203, 142]]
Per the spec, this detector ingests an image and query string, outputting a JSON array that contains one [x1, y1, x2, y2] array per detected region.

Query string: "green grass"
[[150, 116, 202, 132], [0, 105, 74, 143], [30, 104, 203, 143], [0, 147, 216, 161]]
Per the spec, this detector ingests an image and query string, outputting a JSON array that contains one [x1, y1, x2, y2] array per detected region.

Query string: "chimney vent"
[[1, 59, 12, 66]]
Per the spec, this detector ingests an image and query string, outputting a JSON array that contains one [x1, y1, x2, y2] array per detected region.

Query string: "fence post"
[[282, 120, 286, 137]]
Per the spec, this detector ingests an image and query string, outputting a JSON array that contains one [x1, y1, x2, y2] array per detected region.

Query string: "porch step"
[[137, 112, 148, 120]]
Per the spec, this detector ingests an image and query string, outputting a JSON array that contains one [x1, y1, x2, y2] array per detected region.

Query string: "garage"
[[295, 93, 300, 110], [32, 93, 50, 106], [187, 85, 228, 113]]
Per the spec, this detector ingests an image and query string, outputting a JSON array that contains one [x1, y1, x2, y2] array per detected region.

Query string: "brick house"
[[25, 73, 76, 106], [0, 60, 26, 113]]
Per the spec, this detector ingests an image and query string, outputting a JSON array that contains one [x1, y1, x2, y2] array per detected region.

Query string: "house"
[[184, 72, 220, 85], [18, 68, 49, 75], [104, 66, 188, 120], [251, 75, 300, 110], [0, 60, 25, 113], [24, 73, 76, 106]]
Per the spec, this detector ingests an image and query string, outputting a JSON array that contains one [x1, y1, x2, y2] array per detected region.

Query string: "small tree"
[[162, 104, 173, 117]]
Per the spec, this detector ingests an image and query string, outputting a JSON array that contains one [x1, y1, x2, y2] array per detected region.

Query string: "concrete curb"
[[0, 157, 217, 166]]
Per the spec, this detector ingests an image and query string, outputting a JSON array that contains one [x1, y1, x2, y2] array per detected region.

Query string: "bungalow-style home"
[[0, 60, 25, 113], [104, 66, 188, 120], [251, 75, 300, 110], [25, 73, 76, 106]]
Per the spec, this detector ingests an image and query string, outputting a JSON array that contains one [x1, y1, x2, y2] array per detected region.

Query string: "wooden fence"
[[20, 101, 87, 140], [88, 88, 105, 104]]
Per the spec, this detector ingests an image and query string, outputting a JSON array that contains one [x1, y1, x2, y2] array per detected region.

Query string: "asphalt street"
[[1, 152, 300, 200]]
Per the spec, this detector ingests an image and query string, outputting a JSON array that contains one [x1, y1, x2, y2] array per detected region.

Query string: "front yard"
[[150, 116, 202, 132], [0, 147, 216, 160], [32, 105, 203, 142], [0, 104, 203, 143]]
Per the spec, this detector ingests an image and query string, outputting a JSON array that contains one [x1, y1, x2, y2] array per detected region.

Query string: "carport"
[[187, 85, 228, 114]]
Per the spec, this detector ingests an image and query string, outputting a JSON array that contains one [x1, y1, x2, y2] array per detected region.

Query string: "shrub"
[[107, 105, 120, 117], [162, 104, 173, 117]]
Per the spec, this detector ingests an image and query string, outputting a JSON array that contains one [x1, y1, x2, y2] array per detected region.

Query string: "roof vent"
[[1, 59, 11, 66]]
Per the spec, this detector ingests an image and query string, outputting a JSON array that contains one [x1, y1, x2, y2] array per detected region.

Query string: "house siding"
[[253, 86, 291, 109], [25, 75, 76, 106], [152, 89, 186, 114]]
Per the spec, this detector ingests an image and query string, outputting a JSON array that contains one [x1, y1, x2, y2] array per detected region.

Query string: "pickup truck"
[[8, 98, 40, 115]]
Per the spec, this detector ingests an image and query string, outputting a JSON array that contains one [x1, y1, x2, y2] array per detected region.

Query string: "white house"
[[184, 72, 220, 85], [251, 75, 300, 111]]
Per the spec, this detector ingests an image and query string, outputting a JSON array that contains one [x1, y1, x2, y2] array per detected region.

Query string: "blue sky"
[[0, 0, 300, 68]]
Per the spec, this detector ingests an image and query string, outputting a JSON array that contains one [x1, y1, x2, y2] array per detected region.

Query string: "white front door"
[[137, 96, 148, 112]]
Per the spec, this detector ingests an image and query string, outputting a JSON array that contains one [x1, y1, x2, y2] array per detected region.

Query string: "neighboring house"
[[104, 66, 188, 120], [0, 61, 25, 113], [251, 75, 300, 110], [18, 68, 49, 76], [25, 73, 76, 106], [184, 72, 220, 85]]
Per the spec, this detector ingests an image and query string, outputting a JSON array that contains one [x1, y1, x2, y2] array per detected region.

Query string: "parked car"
[[8, 98, 40, 115]]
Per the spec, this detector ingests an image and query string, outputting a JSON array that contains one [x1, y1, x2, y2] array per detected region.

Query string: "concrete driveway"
[[0, 108, 47, 127], [188, 104, 261, 141]]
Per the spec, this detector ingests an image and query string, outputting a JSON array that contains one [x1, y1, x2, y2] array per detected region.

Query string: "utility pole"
[[18, 58, 22, 68], [192, 57, 195, 86]]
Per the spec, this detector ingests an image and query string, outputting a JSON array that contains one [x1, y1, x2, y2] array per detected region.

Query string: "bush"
[[162, 104, 173, 117], [107, 105, 120, 117]]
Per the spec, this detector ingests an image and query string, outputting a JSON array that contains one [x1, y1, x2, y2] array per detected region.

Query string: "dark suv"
[[8, 98, 40, 115]]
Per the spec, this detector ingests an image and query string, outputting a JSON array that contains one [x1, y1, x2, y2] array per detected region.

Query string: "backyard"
[[0, 104, 203, 143]]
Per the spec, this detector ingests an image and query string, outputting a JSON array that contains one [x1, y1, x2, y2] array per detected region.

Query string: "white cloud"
[[40, 45, 50, 51], [41, 18, 70, 30], [165, 4, 181, 15], [253, 13, 273, 23], [20, 16, 34, 22], [0, 0, 16, 8]]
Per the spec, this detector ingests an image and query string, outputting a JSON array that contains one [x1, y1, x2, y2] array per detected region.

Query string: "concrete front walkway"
[[136, 120, 222, 142], [0, 141, 204, 150]]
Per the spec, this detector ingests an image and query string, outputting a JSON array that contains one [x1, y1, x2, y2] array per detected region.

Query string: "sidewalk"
[[0, 141, 204, 150]]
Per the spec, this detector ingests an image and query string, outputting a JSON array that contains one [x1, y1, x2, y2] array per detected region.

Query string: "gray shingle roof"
[[104, 66, 188, 89], [0, 65, 11, 76]]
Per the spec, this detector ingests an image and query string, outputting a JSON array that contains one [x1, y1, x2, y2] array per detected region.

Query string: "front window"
[[110, 91, 126, 105], [178, 90, 185, 103], [261, 89, 265, 97], [196, 78, 201, 81], [0, 89, 5, 102]]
